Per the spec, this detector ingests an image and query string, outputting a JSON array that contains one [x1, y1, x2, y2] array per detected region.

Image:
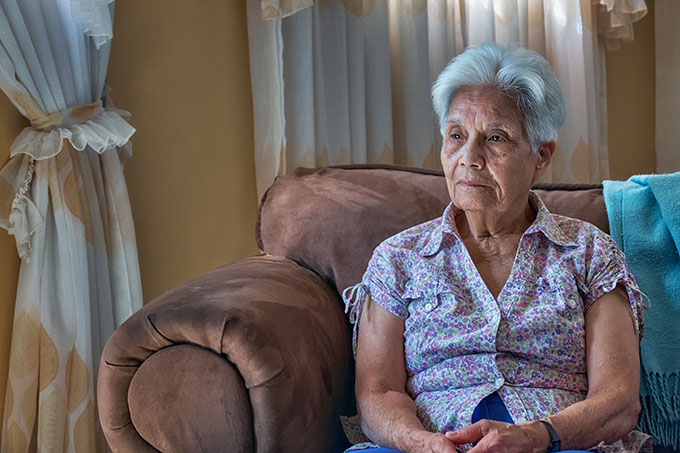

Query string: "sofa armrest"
[[98, 255, 352, 452]]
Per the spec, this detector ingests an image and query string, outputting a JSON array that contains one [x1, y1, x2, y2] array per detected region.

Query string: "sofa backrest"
[[257, 165, 608, 293]]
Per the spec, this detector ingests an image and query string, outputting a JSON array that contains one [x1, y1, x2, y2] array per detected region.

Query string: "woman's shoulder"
[[548, 212, 615, 247], [375, 216, 443, 256]]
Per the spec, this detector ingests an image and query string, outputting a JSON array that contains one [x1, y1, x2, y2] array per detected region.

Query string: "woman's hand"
[[444, 420, 549, 453], [415, 431, 461, 453]]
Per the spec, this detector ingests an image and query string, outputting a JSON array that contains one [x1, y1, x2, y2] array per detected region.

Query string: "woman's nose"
[[459, 138, 485, 169]]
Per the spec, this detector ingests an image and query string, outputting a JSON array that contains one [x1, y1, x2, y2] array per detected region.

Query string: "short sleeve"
[[584, 231, 646, 338], [342, 242, 410, 355], [359, 244, 410, 320]]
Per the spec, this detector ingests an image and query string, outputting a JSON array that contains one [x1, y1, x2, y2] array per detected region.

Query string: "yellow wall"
[[606, 0, 656, 179], [0, 95, 27, 442], [107, 0, 260, 302]]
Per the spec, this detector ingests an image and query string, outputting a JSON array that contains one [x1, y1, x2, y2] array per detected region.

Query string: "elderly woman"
[[342, 43, 650, 453]]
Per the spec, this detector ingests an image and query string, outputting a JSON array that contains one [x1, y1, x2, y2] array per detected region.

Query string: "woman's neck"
[[456, 200, 536, 242]]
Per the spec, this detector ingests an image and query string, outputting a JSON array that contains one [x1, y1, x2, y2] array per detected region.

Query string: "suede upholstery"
[[98, 255, 351, 452], [258, 165, 608, 293], [98, 165, 611, 452], [128, 344, 252, 452]]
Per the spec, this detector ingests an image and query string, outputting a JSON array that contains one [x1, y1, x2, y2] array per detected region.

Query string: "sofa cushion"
[[257, 165, 607, 293]]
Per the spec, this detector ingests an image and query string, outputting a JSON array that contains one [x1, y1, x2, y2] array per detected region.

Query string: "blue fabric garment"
[[348, 393, 590, 452], [604, 174, 680, 449], [471, 391, 514, 424]]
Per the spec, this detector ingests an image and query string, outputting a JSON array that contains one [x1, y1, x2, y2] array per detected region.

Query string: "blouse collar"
[[420, 190, 577, 257]]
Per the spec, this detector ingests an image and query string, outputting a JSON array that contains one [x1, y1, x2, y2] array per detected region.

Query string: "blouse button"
[[425, 303, 433, 311]]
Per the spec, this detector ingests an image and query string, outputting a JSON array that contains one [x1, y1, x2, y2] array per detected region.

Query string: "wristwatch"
[[538, 420, 561, 452]]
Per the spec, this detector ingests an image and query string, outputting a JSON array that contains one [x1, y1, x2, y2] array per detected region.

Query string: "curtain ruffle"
[[0, 155, 41, 260], [10, 108, 135, 161], [261, 0, 313, 20], [594, 0, 648, 50], [2, 101, 135, 259], [69, 0, 115, 49]]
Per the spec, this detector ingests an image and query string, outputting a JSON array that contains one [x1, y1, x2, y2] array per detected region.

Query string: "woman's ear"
[[533, 141, 556, 183]]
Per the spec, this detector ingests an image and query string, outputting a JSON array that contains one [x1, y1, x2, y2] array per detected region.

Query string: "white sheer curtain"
[[248, 0, 648, 199], [0, 1, 142, 451]]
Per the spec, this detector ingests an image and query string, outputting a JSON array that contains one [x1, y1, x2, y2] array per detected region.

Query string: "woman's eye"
[[489, 135, 504, 142], [450, 133, 462, 140]]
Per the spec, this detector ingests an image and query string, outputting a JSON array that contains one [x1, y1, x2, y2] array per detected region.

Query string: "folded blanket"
[[604, 174, 680, 450]]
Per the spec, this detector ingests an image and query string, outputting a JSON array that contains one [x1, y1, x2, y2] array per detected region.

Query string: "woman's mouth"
[[457, 179, 489, 187]]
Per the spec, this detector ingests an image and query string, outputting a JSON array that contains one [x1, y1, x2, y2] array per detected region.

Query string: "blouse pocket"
[[537, 268, 584, 316], [403, 276, 442, 317], [532, 268, 588, 369], [402, 275, 468, 372], [403, 274, 466, 319]]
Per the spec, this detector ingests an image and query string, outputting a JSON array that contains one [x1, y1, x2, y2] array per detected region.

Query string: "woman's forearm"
[[447, 387, 641, 452], [543, 288, 643, 450], [359, 388, 432, 451], [538, 388, 640, 450]]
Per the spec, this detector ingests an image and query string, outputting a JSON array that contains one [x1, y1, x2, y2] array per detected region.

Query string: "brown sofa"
[[97, 165, 616, 452]]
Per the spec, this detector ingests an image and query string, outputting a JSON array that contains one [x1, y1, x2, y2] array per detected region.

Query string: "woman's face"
[[441, 85, 553, 214]]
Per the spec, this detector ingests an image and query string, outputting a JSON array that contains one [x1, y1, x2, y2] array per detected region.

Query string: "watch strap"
[[538, 420, 561, 452]]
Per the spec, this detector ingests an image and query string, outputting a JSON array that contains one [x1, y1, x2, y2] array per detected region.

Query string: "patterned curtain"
[[0, 1, 142, 451], [248, 0, 647, 198]]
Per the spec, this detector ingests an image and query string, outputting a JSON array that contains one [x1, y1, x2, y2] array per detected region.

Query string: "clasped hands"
[[421, 419, 549, 453]]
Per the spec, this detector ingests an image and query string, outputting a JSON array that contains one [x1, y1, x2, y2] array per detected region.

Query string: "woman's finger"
[[430, 434, 461, 453], [445, 419, 497, 443]]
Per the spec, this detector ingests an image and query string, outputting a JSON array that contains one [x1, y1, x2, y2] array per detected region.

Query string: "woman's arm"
[[356, 296, 458, 453], [543, 284, 641, 448], [445, 285, 641, 452]]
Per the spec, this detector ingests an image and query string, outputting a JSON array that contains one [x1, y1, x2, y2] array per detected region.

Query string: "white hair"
[[432, 42, 566, 151]]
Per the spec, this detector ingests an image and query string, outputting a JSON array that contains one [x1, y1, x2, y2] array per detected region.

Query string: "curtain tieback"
[[30, 100, 104, 132], [10, 99, 135, 161], [4, 98, 136, 260]]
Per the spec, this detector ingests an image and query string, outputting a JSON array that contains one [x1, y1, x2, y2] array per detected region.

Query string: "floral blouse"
[[342, 192, 651, 453]]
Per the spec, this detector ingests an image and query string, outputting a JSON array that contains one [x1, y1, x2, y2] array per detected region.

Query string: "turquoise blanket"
[[604, 174, 680, 450]]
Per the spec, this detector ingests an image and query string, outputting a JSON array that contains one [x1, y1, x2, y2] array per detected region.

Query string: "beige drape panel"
[[0, 1, 142, 451], [249, 0, 647, 199]]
